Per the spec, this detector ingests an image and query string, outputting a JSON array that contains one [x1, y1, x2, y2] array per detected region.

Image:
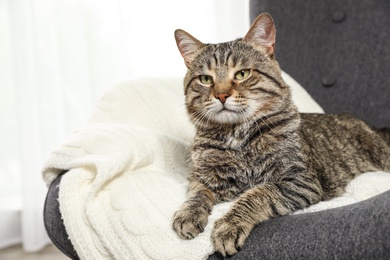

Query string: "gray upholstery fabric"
[[209, 190, 390, 259], [250, 0, 390, 128], [44, 174, 79, 260]]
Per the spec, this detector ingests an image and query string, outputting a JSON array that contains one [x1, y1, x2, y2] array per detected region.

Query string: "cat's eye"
[[235, 69, 251, 80], [199, 75, 213, 85]]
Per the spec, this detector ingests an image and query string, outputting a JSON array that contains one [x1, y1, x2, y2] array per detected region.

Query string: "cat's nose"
[[214, 93, 231, 104]]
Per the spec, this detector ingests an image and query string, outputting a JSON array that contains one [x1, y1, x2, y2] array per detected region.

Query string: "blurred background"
[[0, 0, 249, 255]]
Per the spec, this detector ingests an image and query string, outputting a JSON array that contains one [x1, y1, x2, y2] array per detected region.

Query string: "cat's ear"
[[244, 13, 276, 57], [174, 29, 205, 67]]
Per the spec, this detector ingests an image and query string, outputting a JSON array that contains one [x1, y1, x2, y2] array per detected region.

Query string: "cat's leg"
[[173, 180, 216, 239], [212, 176, 322, 256]]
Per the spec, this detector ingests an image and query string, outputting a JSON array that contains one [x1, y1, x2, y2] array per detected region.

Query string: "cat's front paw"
[[212, 216, 251, 256], [172, 206, 209, 240]]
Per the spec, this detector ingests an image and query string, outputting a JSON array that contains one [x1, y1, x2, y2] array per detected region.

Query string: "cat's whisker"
[[247, 107, 263, 136], [191, 107, 211, 127], [200, 108, 212, 125], [237, 105, 250, 128], [256, 110, 275, 133], [204, 109, 214, 127], [175, 103, 187, 109], [191, 111, 206, 126]]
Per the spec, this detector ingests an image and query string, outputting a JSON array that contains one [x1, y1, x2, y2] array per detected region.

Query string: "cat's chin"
[[210, 109, 247, 125]]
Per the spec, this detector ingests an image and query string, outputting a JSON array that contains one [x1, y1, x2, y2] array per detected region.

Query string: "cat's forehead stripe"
[[201, 42, 242, 72], [214, 43, 235, 67]]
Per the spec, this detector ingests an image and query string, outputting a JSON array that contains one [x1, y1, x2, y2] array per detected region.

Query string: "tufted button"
[[332, 11, 346, 23], [322, 76, 336, 87]]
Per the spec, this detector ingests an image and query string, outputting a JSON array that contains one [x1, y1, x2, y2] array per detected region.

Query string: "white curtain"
[[0, 0, 249, 252]]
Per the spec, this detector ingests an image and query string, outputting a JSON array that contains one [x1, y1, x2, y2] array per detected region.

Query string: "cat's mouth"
[[216, 106, 240, 116], [219, 107, 235, 112]]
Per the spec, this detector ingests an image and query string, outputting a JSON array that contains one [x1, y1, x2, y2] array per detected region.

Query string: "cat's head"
[[175, 13, 293, 127]]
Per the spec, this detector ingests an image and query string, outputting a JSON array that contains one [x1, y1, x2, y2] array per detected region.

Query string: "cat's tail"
[[374, 128, 390, 147]]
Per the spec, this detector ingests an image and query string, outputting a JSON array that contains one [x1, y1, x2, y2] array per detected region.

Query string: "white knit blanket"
[[42, 74, 390, 260]]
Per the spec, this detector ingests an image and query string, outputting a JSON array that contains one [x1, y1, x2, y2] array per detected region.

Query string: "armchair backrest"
[[250, 0, 390, 128]]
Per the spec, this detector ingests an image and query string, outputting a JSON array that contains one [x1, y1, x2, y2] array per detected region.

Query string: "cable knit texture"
[[42, 75, 390, 260]]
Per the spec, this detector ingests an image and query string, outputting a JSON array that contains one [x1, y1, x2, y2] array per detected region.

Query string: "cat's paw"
[[172, 206, 209, 240], [211, 216, 250, 257]]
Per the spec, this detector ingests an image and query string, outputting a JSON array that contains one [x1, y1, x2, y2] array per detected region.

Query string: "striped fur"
[[172, 13, 390, 256]]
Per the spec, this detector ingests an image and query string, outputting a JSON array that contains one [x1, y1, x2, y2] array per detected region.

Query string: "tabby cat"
[[172, 13, 390, 256]]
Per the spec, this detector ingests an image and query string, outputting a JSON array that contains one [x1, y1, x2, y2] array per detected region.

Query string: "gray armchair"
[[44, 1, 390, 259]]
